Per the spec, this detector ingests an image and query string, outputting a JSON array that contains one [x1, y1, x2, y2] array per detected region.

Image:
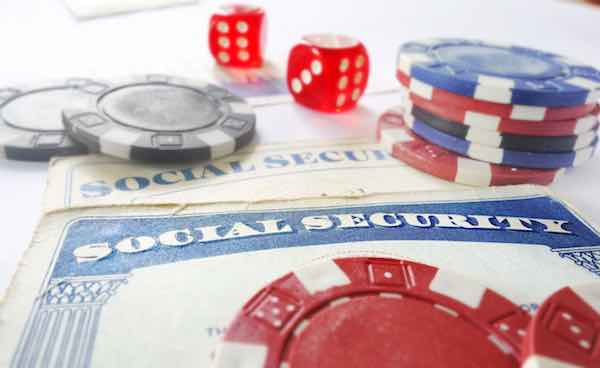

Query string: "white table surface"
[[1, 0, 599, 298]]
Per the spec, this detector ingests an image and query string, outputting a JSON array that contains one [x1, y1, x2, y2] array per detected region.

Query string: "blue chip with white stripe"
[[403, 112, 597, 169], [63, 74, 256, 162], [397, 38, 600, 107]]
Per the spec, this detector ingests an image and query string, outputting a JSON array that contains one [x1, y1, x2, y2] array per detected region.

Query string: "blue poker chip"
[[402, 112, 598, 169], [397, 39, 600, 107]]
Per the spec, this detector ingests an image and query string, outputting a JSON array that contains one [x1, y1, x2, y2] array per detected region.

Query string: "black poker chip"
[[409, 104, 598, 153], [63, 74, 257, 163]]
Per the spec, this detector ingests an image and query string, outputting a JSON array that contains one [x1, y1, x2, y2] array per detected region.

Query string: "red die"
[[287, 34, 369, 112], [209, 4, 266, 68]]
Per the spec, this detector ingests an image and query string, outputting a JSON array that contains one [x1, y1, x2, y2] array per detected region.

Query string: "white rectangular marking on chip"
[[575, 116, 597, 134], [464, 111, 501, 129], [380, 292, 403, 299], [199, 130, 235, 158], [575, 132, 594, 149], [100, 127, 140, 158], [410, 79, 433, 100], [406, 265, 416, 287], [396, 59, 411, 76], [381, 129, 412, 153], [293, 260, 350, 295], [429, 268, 486, 308], [510, 105, 546, 121], [213, 341, 268, 368], [468, 144, 503, 164], [475, 76, 514, 103], [522, 356, 577, 368], [573, 146, 594, 166], [478, 75, 516, 89], [456, 157, 492, 186], [403, 114, 416, 129], [293, 319, 310, 336], [474, 86, 512, 104], [434, 304, 458, 317], [229, 102, 254, 116], [330, 297, 351, 308], [488, 334, 513, 354], [466, 129, 501, 146]]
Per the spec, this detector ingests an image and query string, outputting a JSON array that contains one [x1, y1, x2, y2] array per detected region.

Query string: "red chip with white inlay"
[[377, 107, 564, 186], [209, 4, 266, 68], [522, 283, 600, 368], [287, 34, 369, 112], [212, 257, 529, 368]]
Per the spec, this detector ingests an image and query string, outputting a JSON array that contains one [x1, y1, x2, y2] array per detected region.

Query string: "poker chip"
[[397, 71, 598, 121], [410, 103, 599, 153], [63, 74, 256, 162], [397, 38, 600, 107], [403, 112, 597, 169], [522, 283, 600, 368], [410, 93, 600, 137], [0, 78, 110, 161], [214, 257, 530, 368], [377, 109, 564, 186]]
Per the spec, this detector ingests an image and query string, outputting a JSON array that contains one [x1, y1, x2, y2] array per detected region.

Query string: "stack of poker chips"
[[378, 38, 600, 186]]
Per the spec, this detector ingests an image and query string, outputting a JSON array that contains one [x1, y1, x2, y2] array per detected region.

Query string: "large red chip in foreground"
[[522, 283, 600, 368], [213, 257, 529, 368]]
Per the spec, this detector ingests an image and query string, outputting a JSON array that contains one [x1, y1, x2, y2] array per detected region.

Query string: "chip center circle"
[[2, 88, 91, 131], [100, 84, 222, 132], [285, 295, 517, 367], [436, 44, 562, 80]]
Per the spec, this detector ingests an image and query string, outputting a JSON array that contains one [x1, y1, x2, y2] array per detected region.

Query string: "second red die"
[[287, 34, 370, 112], [209, 4, 266, 68]]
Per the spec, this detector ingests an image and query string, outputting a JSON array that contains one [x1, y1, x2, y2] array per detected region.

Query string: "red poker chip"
[[213, 257, 530, 368], [410, 93, 600, 137], [397, 71, 597, 122], [377, 108, 564, 186], [522, 284, 600, 367]]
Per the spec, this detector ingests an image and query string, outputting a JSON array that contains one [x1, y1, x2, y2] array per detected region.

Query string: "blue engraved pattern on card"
[[51, 196, 600, 279]]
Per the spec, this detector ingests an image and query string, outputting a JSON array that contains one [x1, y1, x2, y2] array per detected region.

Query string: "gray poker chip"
[[63, 74, 257, 162], [0, 78, 110, 161]]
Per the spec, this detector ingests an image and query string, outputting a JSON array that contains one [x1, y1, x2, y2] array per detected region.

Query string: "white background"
[[0, 0, 599, 297]]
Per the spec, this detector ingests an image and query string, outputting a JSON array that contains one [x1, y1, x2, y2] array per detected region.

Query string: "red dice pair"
[[287, 34, 370, 112], [208, 4, 266, 69], [209, 6, 370, 113]]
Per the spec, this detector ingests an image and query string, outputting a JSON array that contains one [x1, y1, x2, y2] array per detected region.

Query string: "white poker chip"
[[0, 78, 110, 161], [63, 74, 256, 162]]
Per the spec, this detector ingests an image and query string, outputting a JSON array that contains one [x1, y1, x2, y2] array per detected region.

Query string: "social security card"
[[1, 186, 599, 367]]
